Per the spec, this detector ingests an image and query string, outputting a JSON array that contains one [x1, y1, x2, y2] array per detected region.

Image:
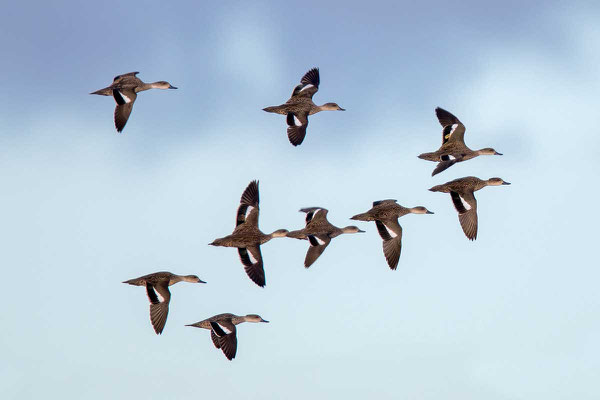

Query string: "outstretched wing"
[[113, 71, 139, 83], [375, 219, 403, 270], [112, 89, 137, 132], [435, 107, 466, 144], [210, 320, 238, 360], [238, 246, 266, 287], [291, 67, 320, 99], [450, 191, 478, 240], [286, 112, 309, 146], [145, 281, 171, 335], [300, 207, 329, 226], [305, 234, 331, 268], [236, 180, 260, 227]]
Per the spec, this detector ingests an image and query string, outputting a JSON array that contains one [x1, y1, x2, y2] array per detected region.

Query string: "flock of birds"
[[93, 68, 510, 360]]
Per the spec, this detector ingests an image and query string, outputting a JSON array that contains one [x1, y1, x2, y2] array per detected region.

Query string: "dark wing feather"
[[112, 89, 137, 133], [291, 68, 320, 99], [432, 158, 460, 176], [373, 199, 397, 207], [210, 329, 221, 349], [436, 107, 466, 143], [305, 234, 331, 268], [286, 112, 309, 146], [236, 181, 260, 226], [300, 207, 328, 225], [375, 220, 403, 270], [113, 71, 139, 83], [450, 191, 478, 240], [146, 282, 171, 335], [210, 320, 237, 360], [238, 246, 265, 287], [210, 321, 238, 360]]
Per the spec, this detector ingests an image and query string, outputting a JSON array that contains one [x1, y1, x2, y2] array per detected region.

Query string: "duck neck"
[[137, 82, 163, 92]]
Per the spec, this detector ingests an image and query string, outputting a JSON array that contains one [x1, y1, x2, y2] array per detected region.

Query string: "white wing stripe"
[[315, 236, 327, 245], [383, 223, 398, 238], [248, 250, 259, 264], [118, 91, 132, 104], [155, 288, 165, 303], [300, 84, 313, 92], [459, 196, 472, 210], [293, 116, 302, 126], [217, 322, 232, 334]]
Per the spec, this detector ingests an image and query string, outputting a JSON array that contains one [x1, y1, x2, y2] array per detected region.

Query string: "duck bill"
[[168, 85, 178, 89], [426, 211, 434, 214], [502, 181, 511, 185], [261, 319, 269, 323], [495, 151, 503, 155]]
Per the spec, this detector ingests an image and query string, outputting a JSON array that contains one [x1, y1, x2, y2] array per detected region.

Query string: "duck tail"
[[209, 238, 226, 246], [262, 105, 286, 115], [90, 87, 112, 96], [418, 152, 438, 161], [122, 278, 143, 286], [429, 184, 445, 193], [350, 212, 372, 221]]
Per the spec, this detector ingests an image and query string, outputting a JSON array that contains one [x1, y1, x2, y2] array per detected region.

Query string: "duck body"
[[429, 176, 510, 240], [263, 68, 344, 146], [351, 201, 433, 270], [91, 72, 177, 132], [186, 313, 269, 360], [418, 107, 502, 176], [287, 207, 364, 268], [209, 181, 288, 287], [123, 271, 205, 334]]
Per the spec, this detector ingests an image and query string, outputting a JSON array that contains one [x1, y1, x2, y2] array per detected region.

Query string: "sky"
[[2, 1, 600, 399]]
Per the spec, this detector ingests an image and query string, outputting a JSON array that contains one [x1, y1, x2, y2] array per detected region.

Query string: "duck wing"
[[375, 219, 403, 270], [291, 67, 320, 99], [236, 180, 260, 227], [304, 234, 331, 268], [113, 71, 140, 84], [210, 320, 238, 360], [238, 246, 265, 287], [299, 207, 329, 225], [450, 191, 478, 240], [435, 107, 466, 144], [286, 111, 309, 146], [145, 280, 171, 334], [112, 89, 137, 132]]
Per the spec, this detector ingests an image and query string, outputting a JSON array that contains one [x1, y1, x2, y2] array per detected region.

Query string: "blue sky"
[[2, 1, 599, 399]]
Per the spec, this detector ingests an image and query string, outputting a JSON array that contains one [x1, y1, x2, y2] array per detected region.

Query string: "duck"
[[209, 180, 288, 287], [90, 72, 177, 132], [429, 177, 510, 240], [123, 271, 205, 334], [263, 68, 345, 146], [186, 313, 269, 360], [418, 107, 502, 176], [287, 207, 364, 268], [351, 200, 434, 270]]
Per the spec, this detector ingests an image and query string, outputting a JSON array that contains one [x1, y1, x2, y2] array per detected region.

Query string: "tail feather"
[[418, 152, 439, 162], [262, 106, 287, 115], [90, 87, 113, 96], [350, 213, 372, 221]]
